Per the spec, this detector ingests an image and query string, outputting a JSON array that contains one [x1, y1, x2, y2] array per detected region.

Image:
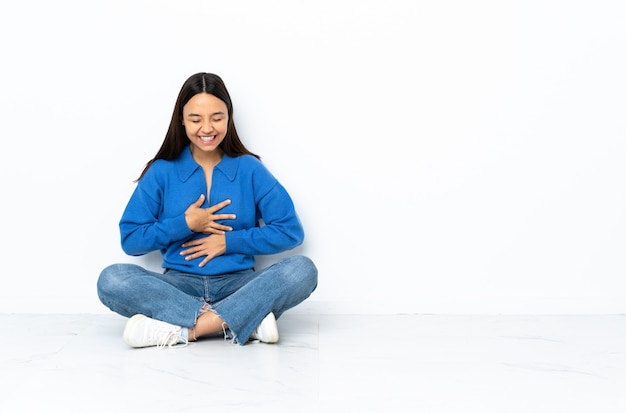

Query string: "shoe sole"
[[123, 314, 147, 347]]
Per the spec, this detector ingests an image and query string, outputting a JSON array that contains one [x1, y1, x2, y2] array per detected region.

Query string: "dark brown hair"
[[136, 72, 259, 181]]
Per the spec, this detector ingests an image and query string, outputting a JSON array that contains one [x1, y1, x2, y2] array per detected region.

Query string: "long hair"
[[136, 72, 259, 181]]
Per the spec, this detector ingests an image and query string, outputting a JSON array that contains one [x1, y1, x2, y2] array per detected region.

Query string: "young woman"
[[97, 72, 317, 348]]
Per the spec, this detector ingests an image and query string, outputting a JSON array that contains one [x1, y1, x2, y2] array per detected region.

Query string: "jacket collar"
[[177, 145, 238, 182]]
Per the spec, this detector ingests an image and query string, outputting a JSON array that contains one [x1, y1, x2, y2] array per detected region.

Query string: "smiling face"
[[182, 92, 228, 162]]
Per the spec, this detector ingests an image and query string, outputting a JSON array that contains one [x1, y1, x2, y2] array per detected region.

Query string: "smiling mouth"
[[200, 135, 216, 142]]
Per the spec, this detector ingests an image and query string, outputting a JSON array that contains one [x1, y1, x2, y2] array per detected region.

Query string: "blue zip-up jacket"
[[119, 145, 304, 275]]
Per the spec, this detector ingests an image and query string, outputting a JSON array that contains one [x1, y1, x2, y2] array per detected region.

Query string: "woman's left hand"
[[180, 235, 226, 267]]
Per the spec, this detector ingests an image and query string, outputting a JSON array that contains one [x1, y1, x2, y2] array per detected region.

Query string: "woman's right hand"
[[184, 194, 236, 234]]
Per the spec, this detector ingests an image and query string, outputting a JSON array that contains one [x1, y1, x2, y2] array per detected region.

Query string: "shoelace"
[[154, 329, 188, 349]]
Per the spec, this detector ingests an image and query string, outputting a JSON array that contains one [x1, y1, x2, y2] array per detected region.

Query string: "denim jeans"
[[97, 254, 318, 345]]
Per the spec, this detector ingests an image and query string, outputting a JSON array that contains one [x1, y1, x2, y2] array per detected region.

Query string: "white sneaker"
[[123, 314, 187, 349], [250, 312, 279, 344]]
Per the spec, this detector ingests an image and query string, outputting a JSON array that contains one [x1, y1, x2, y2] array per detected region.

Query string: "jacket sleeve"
[[225, 167, 304, 256], [119, 171, 193, 256]]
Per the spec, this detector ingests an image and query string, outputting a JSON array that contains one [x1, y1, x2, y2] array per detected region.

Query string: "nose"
[[201, 120, 213, 133]]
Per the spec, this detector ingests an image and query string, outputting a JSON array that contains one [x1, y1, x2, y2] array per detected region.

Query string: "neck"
[[191, 147, 223, 168]]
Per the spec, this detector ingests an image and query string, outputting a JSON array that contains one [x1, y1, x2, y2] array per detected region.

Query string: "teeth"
[[200, 136, 215, 142]]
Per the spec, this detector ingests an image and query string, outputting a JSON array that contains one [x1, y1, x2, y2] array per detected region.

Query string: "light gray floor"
[[2, 313, 626, 412]]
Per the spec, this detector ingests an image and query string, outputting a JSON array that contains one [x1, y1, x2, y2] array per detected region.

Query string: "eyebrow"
[[187, 112, 226, 117]]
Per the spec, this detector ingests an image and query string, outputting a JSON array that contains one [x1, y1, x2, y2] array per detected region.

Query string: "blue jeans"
[[97, 254, 317, 345]]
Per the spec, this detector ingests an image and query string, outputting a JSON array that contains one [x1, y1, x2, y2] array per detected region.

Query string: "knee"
[[97, 264, 119, 288], [285, 255, 318, 291], [97, 263, 134, 297]]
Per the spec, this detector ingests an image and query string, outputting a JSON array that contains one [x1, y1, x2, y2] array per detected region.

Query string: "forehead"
[[183, 93, 227, 114]]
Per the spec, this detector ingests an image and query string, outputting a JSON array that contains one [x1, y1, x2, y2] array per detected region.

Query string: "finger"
[[180, 241, 202, 253], [213, 213, 237, 221], [193, 194, 206, 207], [203, 222, 232, 234], [183, 250, 203, 261], [207, 199, 231, 213], [198, 255, 213, 267]]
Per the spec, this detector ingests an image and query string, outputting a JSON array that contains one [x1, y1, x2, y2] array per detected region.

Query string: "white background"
[[0, 0, 624, 314]]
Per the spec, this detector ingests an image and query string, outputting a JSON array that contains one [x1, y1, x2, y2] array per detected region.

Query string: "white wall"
[[1, 0, 625, 315]]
